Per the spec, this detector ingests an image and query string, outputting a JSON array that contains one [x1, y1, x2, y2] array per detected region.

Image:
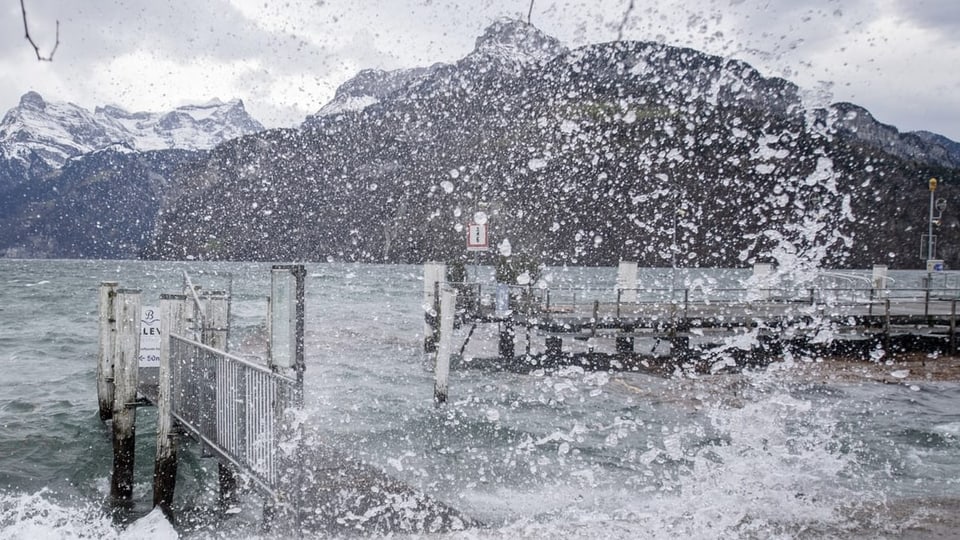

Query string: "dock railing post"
[[111, 289, 141, 506], [97, 281, 119, 421], [154, 293, 188, 519], [434, 287, 457, 404]]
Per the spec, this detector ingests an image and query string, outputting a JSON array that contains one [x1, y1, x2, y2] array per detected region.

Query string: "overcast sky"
[[2, 0, 958, 140]]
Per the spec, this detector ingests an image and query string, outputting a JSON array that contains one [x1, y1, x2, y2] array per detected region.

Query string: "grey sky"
[[2, 0, 958, 140]]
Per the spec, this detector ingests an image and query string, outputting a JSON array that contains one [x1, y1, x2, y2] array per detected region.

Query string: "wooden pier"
[[425, 262, 960, 397], [96, 266, 474, 535]]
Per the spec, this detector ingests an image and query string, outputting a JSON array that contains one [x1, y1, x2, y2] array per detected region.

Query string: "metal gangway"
[[97, 265, 307, 524], [168, 333, 301, 500]]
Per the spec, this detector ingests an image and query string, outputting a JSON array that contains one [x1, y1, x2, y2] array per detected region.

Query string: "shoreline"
[[776, 353, 960, 384]]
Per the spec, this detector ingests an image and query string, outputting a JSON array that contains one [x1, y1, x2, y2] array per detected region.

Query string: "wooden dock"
[[98, 268, 476, 535], [428, 278, 960, 381]]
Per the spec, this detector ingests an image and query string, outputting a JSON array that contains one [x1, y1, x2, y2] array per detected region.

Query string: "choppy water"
[[2, 259, 960, 539]]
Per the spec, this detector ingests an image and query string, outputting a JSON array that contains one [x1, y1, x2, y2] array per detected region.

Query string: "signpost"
[[466, 223, 488, 251], [138, 306, 161, 368], [467, 211, 490, 284]]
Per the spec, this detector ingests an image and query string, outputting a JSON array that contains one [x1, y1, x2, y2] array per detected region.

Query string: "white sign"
[[927, 259, 945, 272], [139, 306, 161, 368], [467, 223, 489, 251]]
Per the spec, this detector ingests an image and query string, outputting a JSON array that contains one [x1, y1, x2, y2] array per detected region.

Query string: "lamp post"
[[925, 177, 939, 316], [671, 191, 686, 302], [928, 177, 937, 263]]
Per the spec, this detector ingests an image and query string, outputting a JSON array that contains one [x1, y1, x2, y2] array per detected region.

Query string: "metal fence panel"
[[169, 333, 297, 495]]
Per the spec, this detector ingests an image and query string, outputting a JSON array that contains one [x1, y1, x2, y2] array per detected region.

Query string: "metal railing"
[[170, 333, 299, 498]]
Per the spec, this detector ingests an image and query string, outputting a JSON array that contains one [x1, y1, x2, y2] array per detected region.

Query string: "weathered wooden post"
[[872, 265, 888, 294], [496, 284, 514, 360], [951, 299, 957, 355], [545, 336, 563, 367], [616, 261, 638, 303], [201, 291, 239, 511], [97, 281, 119, 421], [883, 298, 891, 350], [266, 264, 306, 531], [111, 288, 141, 505], [423, 262, 446, 353], [154, 293, 188, 519], [268, 265, 306, 384], [616, 327, 634, 355], [434, 287, 457, 404], [752, 263, 773, 301]]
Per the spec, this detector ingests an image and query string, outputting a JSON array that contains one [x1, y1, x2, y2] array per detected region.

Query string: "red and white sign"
[[466, 223, 488, 251]]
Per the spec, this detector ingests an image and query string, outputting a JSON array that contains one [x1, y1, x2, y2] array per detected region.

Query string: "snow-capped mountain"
[[0, 92, 264, 172], [308, 18, 567, 122], [312, 66, 442, 118], [463, 16, 567, 70], [155, 18, 960, 268]]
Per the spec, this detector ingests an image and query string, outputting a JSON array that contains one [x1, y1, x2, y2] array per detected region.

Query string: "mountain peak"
[[0, 95, 264, 171], [471, 17, 567, 66], [19, 91, 46, 110]]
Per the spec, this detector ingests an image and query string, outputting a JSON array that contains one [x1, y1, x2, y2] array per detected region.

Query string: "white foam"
[[0, 491, 177, 540]]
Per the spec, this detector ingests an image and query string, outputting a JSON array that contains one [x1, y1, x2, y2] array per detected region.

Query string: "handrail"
[[182, 271, 206, 336], [170, 332, 296, 380]]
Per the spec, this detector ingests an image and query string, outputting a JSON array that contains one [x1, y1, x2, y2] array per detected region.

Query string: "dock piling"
[[616, 261, 637, 303], [423, 262, 446, 353], [434, 287, 457, 404], [97, 282, 119, 421], [110, 289, 141, 505], [154, 293, 188, 518]]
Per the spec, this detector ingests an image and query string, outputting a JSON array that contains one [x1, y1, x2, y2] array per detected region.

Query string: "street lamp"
[[928, 177, 937, 264], [923, 177, 946, 315]]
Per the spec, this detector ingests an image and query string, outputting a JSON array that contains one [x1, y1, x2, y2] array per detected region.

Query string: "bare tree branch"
[[527, 0, 534, 24], [20, 0, 59, 62], [616, 0, 635, 41]]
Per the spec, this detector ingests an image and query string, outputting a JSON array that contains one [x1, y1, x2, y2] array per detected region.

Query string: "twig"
[[20, 0, 59, 62], [616, 0, 635, 41], [527, 0, 534, 24]]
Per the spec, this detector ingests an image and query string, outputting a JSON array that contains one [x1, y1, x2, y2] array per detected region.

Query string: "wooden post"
[[884, 298, 891, 350], [616, 326, 634, 354], [203, 291, 229, 351], [154, 293, 187, 519], [591, 300, 599, 337], [951, 299, 957, 355], [97, 281, 119, 421], [269, 265, 306, 390], [200, 291, 239, 512], [545, 336, 563, 367], [434, 287, 457, 404], [499, 320, 515, 360], [111, 289, 141, 505], [423, 262, 446, 353], [616, 261, 638, 303]]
